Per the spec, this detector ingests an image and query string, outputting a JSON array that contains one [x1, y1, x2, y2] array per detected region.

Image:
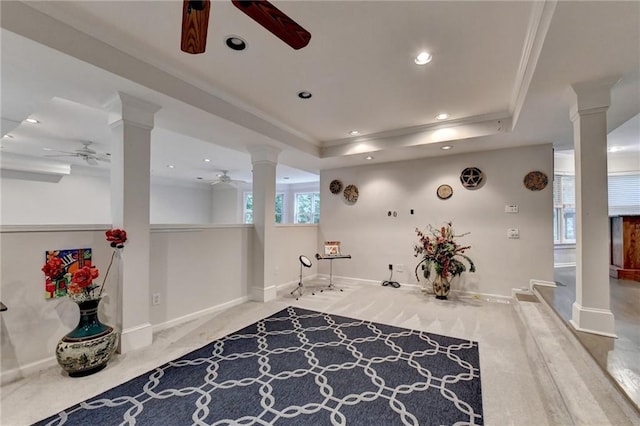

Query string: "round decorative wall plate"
[[343, 184, 359, 203], [523, 171, 548, 191], [329, 179, 343, 194], [437, 184, 453, 200], [460, 167, 484, 189]]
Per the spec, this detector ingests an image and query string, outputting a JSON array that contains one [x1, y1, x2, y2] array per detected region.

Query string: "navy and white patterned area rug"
[[36, 307, 483, 425]]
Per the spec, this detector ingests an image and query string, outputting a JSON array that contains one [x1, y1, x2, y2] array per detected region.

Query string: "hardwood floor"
[[537, 266, 640, 412]]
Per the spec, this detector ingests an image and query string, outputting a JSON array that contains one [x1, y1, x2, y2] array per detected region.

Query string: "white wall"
[[319, 144, 554, 296], [555, 150, 640, 174], [149, 225, 253, 327], [0, 222, 317, 382], [0, 224, 255, 383], [0, 170, 214, 225], [0, 227, 115, 381], [1, 172, 112, 224], [151, 181, 213, 224], [211, 184, 245, 224], [273, 225, 319, 285]]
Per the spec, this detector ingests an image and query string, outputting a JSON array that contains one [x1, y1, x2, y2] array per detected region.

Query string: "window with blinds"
[[608, 174, 640, 216], [553, 172, 640, 243]]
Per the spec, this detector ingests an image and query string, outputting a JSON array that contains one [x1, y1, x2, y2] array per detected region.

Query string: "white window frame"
[[294, 192, 320, 224], [242, 192, 285, 224]]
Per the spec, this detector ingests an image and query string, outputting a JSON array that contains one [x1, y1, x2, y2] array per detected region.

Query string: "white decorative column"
[[568, 77, 619, 337], [105, 92, 161, 352], [247, 145, 281, 302]]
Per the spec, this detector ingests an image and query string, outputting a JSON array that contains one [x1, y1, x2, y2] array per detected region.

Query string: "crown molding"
[[509, 0, 558, 131]]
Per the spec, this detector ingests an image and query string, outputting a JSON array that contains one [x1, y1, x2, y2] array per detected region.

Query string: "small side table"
[[315, 253, 351, 292]]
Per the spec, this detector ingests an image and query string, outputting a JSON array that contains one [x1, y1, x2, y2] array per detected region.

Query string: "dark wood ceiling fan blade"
[[232, 1, 311, 50], [181, 0, 211, 54]]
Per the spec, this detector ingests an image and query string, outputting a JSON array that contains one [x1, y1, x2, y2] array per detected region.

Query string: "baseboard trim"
[[555, 262, 576, 268], [120, 322, 152, 354], [151, 296, 250, 334], [570, 302, 617, 338], [1, 356, 58, 386], [250, 285, 277, 302], [530, 278, 556, 292], [322, 274, 512, 301]]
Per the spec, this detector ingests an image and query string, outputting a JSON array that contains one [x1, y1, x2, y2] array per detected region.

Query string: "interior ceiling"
[[1, 1, 638, 185]]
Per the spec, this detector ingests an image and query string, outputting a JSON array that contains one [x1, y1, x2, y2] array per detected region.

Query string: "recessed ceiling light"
[[607, 146, 621, 153], [349, 130, 360, 136], [283, 176, 290, 180], [216, 173, 224, 178], [365, 155, 374, 160], [441, 145, 453, 150], [225, 36, 247, 51], [167, 165, 175, 169], [435, 113, 450, 120], [203, 158, 211, 163], [297, 91, 312, 99], [414, 51, 432, 65], [42, 147, 53, 151], [25, 118, 39, 124], [3, 134, 14, 139]]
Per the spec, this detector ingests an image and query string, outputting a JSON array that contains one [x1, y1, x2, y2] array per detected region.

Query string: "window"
[[553, 172, 640, 244], [243, 193, 284, 224], [243, 192, 253, 224], [608, 173, 640, 216], [553, 174, 575, 244], [275, 193, 284, 223], [295, 192, 320, 224]]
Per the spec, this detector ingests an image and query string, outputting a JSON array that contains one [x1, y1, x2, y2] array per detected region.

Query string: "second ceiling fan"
[[181, 0, 311, 54]]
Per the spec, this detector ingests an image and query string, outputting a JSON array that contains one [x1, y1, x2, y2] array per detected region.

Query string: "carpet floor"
[[35, 306, 483, 425]]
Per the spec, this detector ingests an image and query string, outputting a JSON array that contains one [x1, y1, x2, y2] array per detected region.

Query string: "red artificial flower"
[[106, 228, 127, 248], [42, 257, 65, 280], [71, 266, 99, 288]]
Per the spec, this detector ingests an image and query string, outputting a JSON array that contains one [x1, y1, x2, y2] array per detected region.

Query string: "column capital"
[[247, 145, 281, 165], [569, 76, 620, 121], [104, 92, 161, 129]]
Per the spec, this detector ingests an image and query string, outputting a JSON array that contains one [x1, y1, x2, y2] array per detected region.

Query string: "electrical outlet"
[[505, 205, 519, 213], [395, 264, 404, 272], [508, 228, 520, 239], [152, 293, 160, 306]]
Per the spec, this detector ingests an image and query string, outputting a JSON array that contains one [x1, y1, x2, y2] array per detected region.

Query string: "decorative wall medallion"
[[437, 184, 453, 200], [523, 171, 548, 191], [460, 167, 484, 189], [329, 179, 343, 194], [343, 184, 359, 203]]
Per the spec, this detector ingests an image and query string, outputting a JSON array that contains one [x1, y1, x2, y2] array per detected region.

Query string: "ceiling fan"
[[46, 141, 110, 166], [210, 170, 248, 186], [181, 0, 311, 54]]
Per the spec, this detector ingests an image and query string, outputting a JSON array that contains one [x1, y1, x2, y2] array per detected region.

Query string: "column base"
[[118, 322, 153, 353], [250, 285, 277, 302], [570, 302, 617, 338]]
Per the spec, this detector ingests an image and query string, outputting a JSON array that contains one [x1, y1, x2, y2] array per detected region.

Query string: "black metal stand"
[[315, 253, 351, 292], [291, 255, 312, 300], [291, 264, 305, 300]]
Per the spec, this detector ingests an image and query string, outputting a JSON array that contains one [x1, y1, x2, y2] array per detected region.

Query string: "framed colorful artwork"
[[44, 248, 92, 299]]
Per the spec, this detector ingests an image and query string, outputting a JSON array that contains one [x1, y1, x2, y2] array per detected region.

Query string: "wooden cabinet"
[[610, 215, 640, 281]]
